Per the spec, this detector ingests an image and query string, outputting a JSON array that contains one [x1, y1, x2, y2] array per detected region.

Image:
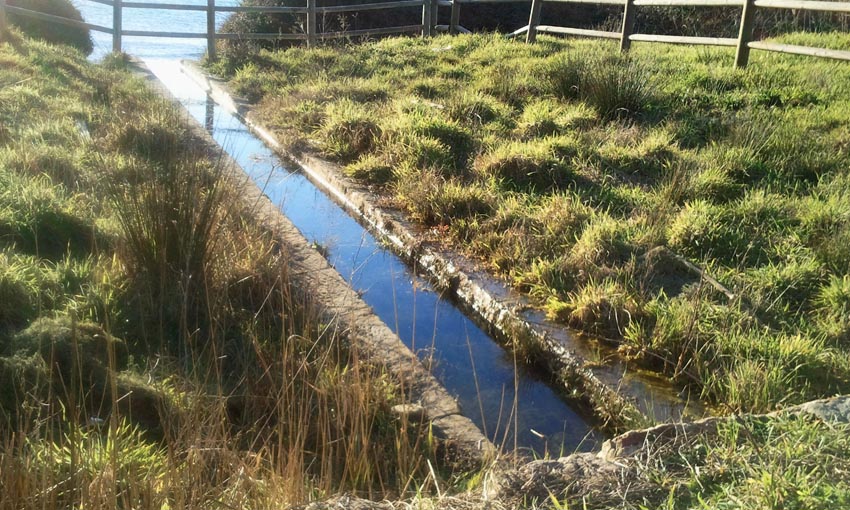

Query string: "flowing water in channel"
[[159, 61, 601, 453], [75, 0, 608, 453]]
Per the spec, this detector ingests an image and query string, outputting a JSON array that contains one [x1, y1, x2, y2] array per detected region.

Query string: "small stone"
[[391, 403, 426, 422]]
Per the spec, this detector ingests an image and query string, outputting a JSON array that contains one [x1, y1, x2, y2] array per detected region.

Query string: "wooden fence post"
[[735, 0, 756, 67], [449, 0, 460, 34], [526, 0, 542, 43], [207, 0, 216, 61], [620, 0, 635, 51], [422, 0, 432, 37], [307, 0, 316, 47], [113, 0, 122, 52], [0, 0, 7, 40], [431, 0, 438, 29]]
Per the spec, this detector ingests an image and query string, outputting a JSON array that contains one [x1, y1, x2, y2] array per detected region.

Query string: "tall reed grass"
[[0, 31, 441, 509]]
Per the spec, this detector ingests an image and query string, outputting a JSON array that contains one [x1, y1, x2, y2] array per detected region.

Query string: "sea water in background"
[[74, 1, 603, 453], [76, 0, 237, 60]]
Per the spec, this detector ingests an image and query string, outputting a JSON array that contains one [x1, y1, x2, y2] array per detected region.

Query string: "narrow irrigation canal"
[[142, 59, 601, 453], [76, 0, 621, 453], [78, 0, 702, 454]]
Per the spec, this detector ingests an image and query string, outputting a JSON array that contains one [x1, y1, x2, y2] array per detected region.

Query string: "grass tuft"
[[579, 54, 657, 121], [395, 168, 494, 226], [814, 275, 850, 344], [315, 99, 381, 161], [475, 137, 577, 190]]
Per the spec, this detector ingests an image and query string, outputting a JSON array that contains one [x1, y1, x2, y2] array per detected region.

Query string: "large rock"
[[788, 395, 850, 424], [598, 417, 723, 461]]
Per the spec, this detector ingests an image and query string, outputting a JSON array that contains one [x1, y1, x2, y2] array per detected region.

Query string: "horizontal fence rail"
[[0, 0, 847, 66], [628, 33, 739, 45], [748, 40, 850, 58], [318, 0, 424, 13], [545, 0, 623, 5], [212, 5, 307, 12], [536, 25, 620, 38], [633, 0, 743, 6], [215, 32, 308, 40], [754, 0, 850, 12]]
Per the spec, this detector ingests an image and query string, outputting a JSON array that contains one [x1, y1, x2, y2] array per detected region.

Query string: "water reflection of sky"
[[75, 0, 239, 60]]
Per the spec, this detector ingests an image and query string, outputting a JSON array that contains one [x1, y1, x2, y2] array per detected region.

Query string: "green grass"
[[216, 31, 850, 414], [0, 30, 445, 508]]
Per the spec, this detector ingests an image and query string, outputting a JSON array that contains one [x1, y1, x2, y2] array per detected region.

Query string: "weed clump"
[[111, 115, 185, 166], [475, 137, 578, 190], [667, 191, 794, 268], [546, 52, 584, 100], [549, 278, 643, 338], [596, 127, 677, 178], [546, 51, 657, 121], [395, 169, 494, 226], [0, 252, 39, 333], [814, 275, 850, 344], [474, 60, 546, 108], [10, 316, 129, 373], [0, 144, 84, 190], [568, 214, 634, 274], [741, 250, 823, 325], [447, 91, 513, 129], [0, 172, 97, 260], [799, 177, 850, 273], [516, 100, 596, 139], [315, 99, 381, 161], [517, 100, 564, 139], [581, 54, 657, 121], [344, 154, 394, 185], [687, 164, 743, 202], [387, 108, 476, 172], [0, 354, 49, 424]]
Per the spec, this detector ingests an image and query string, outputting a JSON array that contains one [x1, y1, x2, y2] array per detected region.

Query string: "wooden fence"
[[518, 0, 850, 66], [0, 0, 847, 65]]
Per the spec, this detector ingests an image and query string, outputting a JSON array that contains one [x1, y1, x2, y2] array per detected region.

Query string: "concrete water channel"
[[77, 0, 701, 455], [143, 59, 600, 453]]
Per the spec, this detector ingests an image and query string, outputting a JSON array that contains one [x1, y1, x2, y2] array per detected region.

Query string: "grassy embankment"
[[212, 32, 850, 414], [0, 30, 444, 508], [540, 413, 850, 509]]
